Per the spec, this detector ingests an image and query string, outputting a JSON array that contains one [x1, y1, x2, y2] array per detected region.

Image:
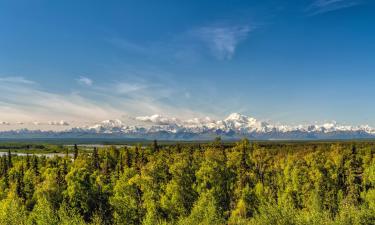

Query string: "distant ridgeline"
[[0, 128, 374, 140], [0, 139, 373, 224], [1, 113, 375, 140]]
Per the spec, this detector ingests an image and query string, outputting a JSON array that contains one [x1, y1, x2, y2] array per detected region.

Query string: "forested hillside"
[[0, 140, 374, 225]]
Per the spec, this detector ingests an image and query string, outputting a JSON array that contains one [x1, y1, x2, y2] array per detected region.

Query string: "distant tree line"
[[0, 139, 373, 224]]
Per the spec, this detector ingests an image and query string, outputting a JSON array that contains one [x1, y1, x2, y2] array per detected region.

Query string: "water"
[[0, 152, 73, 158]]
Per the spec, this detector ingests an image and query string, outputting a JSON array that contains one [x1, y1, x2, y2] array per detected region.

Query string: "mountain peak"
[[1, 114, 375, 140], [225, 113, 248, 121]]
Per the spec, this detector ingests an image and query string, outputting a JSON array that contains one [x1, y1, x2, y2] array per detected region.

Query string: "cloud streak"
[[308, 0, 362, 15], [0, 76, 36, 84]]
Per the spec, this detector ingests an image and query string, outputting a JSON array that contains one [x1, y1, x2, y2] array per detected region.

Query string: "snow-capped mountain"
[[1, 113, 375, 140]]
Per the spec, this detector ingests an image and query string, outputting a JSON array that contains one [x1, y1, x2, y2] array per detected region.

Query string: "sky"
[[0, 0, 375, 128]]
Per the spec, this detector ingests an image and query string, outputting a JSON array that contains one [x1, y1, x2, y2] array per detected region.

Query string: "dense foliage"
[[0, 139, 374, 225]]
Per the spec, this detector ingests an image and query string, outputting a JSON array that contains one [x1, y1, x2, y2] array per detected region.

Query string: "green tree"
[[65, 167, 95, 220], [28, 197, 59, 225], [196, 147, 233, 217], [160, 151, 198, 222], [178, 191, 225, 225], [110, 167, 143, 225], [0, 193, 27, 225]]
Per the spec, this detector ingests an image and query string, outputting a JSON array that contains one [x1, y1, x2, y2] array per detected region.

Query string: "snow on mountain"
[[79, 113, 375, 135], [1, 113, 375, 139], [221, 113, 271, 132], [89, 119, 127, 133]]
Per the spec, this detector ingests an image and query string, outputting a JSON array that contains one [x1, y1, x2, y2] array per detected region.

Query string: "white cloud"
[[136, 114, 179, 125], [77, 76, 93, 86], [308, 0, 362, 14], [48, 120, 70, 126], [192, 25, 252, 60], [135, 114, 218, 127]]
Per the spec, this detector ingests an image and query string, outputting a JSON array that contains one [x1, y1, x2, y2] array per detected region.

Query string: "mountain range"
[[0, 113, 374, 140]]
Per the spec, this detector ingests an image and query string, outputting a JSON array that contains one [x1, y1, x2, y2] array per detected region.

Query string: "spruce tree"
[[92, 147, 99, 170], [73, 144, 79, 160], [7, 149, 12, 168]]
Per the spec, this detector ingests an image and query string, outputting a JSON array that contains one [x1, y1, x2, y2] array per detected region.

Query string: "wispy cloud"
[[0, 75, 208, 127], [191, 25, 252, 60], [0, 76, 35, 84], [108, 23, 254, 62], [77, 76, 93, 86], [308, 0, 362, 15], [114, 82, 146, 95], [0, 76, 122, 123]]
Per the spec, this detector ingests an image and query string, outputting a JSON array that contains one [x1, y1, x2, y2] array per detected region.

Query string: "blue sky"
[[0, 0, 375, 126]]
